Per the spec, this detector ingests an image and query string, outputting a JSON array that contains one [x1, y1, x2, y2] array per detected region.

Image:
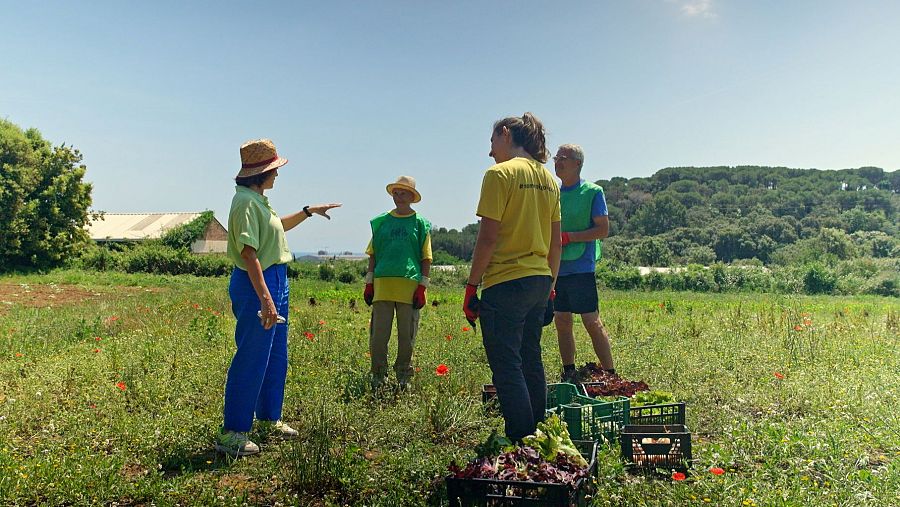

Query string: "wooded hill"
[[432, 166, 899, 266]]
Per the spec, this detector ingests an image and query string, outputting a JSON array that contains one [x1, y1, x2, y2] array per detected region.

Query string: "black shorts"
[[554, 272, 599, 314]]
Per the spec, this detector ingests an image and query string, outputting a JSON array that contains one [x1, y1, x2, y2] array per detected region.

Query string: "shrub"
[[642, 270, 669, 291], [287, 261, 319, 279], [118, 243, 230, 276], [337, 270, 356, 284], [679, 265, 715, 292], [802, 263, 837, 294], [75, 245, 121, 271], [683, 245, 717, 265], [597, 264, 642, 290], [318, 263, 335, 281], [861, 272, 900, 297]]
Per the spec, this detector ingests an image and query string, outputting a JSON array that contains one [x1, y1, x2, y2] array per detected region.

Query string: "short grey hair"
[[558, 143, 584, 168]]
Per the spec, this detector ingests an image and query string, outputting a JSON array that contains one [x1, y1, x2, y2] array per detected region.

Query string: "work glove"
[[463, 283, 480, 327], [412, 285, 426, 309], [363, 272, 375, 306], [561, 232, 571, 247], [542, 289, 556, 327]]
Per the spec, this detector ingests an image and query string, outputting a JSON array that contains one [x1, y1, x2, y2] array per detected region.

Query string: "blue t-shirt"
[[559, 180, 608, 276]]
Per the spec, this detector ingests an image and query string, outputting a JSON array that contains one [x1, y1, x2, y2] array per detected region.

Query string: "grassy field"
[[0, 270, 898, 506]]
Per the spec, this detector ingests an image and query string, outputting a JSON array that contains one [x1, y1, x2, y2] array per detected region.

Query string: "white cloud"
[[679, 0, 717, 19]]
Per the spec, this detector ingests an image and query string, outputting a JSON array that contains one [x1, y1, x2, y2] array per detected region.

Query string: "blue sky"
[[3, 1, 899, 252]]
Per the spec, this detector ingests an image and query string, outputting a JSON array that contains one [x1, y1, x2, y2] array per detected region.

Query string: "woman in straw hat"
[[363, 176, 432, 391], [462, 113, 561, 443], [217, 138, 341, 457]]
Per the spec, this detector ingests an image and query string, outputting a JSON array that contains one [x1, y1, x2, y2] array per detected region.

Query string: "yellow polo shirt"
[[476, 157, 560, 289], [227, 186, 293, 271]]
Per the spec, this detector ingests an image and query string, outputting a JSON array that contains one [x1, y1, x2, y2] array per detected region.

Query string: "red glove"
[[412, 285, 426, 309], [363, 283, 374, 306], [463, 283, 480, 323], [561, 232, 571, 247], [549, 289, 556, 301]]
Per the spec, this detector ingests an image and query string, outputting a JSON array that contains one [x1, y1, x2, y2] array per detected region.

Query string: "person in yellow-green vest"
[[552, 144, 616, 384], [363, 176, 432, 390]]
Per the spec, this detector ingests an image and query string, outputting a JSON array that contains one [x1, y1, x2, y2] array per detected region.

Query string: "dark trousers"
[[480, 275, 552, 442]]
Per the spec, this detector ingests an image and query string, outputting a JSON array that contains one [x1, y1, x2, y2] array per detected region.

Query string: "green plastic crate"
[[629, 403, 686, 426], [557, 394, 630, 444], [546, 382, 584, 410]]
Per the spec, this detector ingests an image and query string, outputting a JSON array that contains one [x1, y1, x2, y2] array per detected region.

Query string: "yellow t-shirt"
[[476, 157, 560, 289], [227, 186, 293, 271], [365, 210, 433, 304]]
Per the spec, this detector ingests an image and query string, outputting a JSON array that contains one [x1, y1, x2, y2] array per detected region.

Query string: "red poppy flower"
[[116, 381, 127, 391], [710, 467, 724, 475], [462, 326, 470, 332], [106, 316, 119, 324], [192, 303, 200, 310], [304, 331, 315, 341], [803, 318, 812, 326], [793, 325, 803, 331], [318, 320, 326, 326], [15, 353, 23, 357], [415, 367, 421, 373], [672, 471, 686, 481], [94, 336, 102, 341], [446, 334, 453, 341], [774, 372, 785, 380], [435, 364, 449, 376], [89, 403, 96, 409], [93, 348, 101, 353]]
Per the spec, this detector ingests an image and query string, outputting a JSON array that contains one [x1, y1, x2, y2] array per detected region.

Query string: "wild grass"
[[0, 269, 897, 505]]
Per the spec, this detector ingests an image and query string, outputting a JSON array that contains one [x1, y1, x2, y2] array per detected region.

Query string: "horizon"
[[4, 1, 900, 251]]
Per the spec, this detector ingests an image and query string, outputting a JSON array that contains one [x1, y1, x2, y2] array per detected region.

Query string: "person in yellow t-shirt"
[[462, 113, 562, 442], [363, 176, 432, 390]]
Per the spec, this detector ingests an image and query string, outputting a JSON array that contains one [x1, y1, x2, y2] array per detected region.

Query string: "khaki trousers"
[[369, 301, 419, 383]]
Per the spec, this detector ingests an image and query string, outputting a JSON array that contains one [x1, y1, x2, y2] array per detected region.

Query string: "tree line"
[[1, 117, 897, 283], [433, 165, 899, 267]]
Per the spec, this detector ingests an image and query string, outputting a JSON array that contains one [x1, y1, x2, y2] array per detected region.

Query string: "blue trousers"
[[480, 275, 552, 442], [223, 264, 289, 432]]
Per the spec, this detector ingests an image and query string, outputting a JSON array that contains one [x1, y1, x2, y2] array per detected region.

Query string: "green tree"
[[0, 120, 94, 270], [635, 237, 672, 266], [630, 194, 687, 235]]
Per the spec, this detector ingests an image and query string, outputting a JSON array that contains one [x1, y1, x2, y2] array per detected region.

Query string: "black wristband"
[[302, 206, 312, 217]]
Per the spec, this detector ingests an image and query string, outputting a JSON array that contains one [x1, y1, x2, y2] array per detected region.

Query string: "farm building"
[[87, 212, 228, 254]]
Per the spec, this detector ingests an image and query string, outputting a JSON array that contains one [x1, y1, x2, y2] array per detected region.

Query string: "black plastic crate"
[[482, 384, 498, 404], [629, 403, 686, 426], [481, 383, 583, 410], [620, 424, 691, 473], [446, 440, 599, 506]]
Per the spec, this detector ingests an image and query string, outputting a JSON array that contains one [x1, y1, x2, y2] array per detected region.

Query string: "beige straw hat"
[[236, 139, 289, 178], [386, 175, 421, 203]]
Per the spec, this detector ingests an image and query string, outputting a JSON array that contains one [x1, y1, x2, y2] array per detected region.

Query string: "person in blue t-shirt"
[[551, 144, 615, 384]]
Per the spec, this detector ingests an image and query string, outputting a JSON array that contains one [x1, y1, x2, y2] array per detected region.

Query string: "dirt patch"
[[0, 282, 160, 314]]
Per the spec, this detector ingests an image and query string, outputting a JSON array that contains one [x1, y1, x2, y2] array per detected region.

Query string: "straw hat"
[[236, 139, 288, 178], [386, 175, 421, 203]]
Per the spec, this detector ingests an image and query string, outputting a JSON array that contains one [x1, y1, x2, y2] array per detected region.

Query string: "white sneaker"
[[215, 430, 260, 457], [258, 420, 299, 440]]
